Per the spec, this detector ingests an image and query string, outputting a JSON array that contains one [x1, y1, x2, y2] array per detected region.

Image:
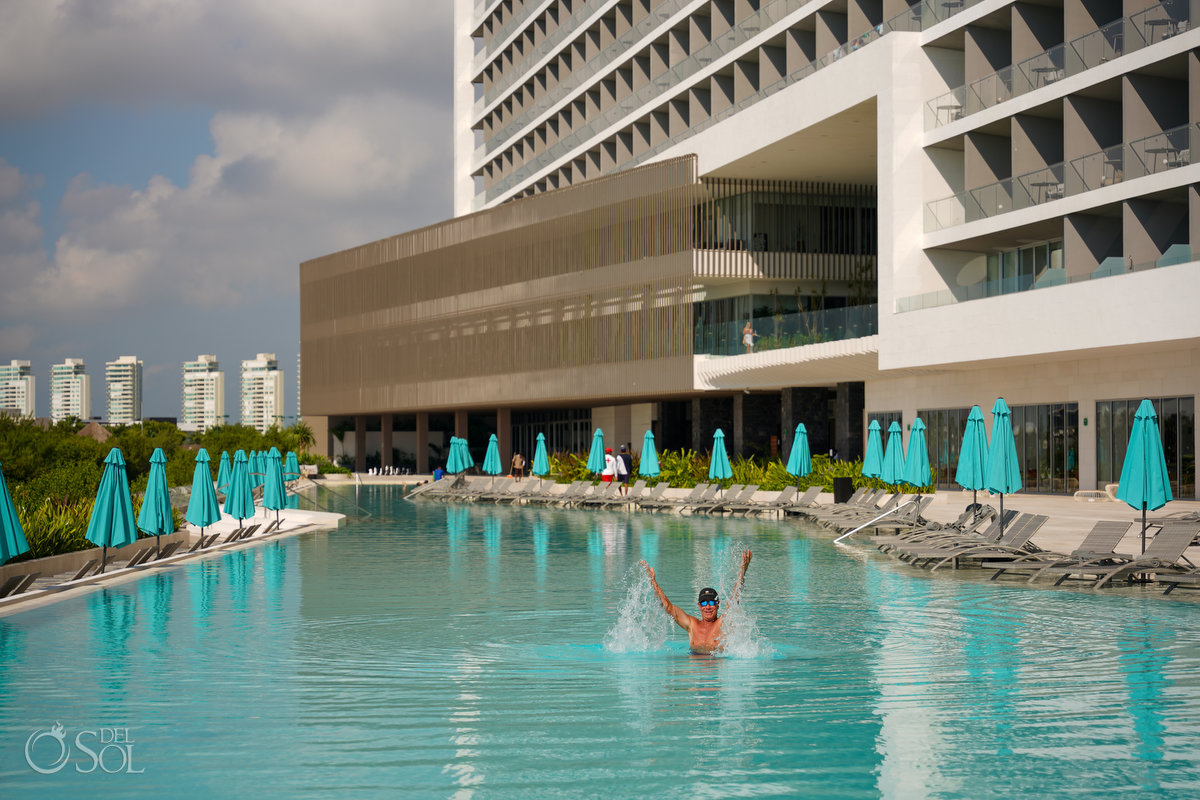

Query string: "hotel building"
[[105, 355, 143, 426], [49, 359, 90, 422], [181, 355, 226, 433], [0, 360, 36, 419], [301, 0, 1198, 496], [241, 353, 284, 433]]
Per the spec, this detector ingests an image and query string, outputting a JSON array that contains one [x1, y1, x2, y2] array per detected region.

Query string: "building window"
[[511, 409, 592, 463], [867, 411, 902, 435], [917, 407, 972, 489], [1096, 396, 1195, 498], [1011, 402, 1078, 494], [985, 239, 1062, 296]]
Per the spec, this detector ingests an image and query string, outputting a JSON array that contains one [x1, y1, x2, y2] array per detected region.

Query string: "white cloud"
[[0, 0, 452, 331]]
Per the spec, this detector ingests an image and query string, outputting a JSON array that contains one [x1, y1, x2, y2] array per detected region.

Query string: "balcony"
[[924, 122, 1196, 231], [695, 304, 878, 356], [895, 248, 1194, 312], [925, 0, 1191, 130]]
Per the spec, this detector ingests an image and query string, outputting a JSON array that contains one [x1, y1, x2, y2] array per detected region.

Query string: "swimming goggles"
[[699, 600, 718, 607]]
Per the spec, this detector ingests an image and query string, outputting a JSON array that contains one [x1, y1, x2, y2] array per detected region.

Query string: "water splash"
[[603, 564, 670, 653], [713, 541, 775, 659]]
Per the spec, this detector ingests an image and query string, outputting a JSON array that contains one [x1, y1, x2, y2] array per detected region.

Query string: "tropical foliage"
[[0, 416, 324, 561]]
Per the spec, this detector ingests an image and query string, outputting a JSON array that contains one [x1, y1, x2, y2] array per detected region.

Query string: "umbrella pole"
[[156, 533, 161, 560], [972, 489, 978, 519], [100, 546, 107, 574], [999, 494, 1005, 538], [1142, 503, 1147, 556]]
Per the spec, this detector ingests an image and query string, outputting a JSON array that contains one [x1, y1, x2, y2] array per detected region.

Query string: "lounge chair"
[[641, 483, 709, 512], [784, 486, 822, 511], [922, 514, 1049, 571], [1036, 521, 1199, 588], [235, 524, 262, 542], [478, 477, 518, 503], [1158, 570, 1200, 595], [69, 558, 100, 581], [983, 520, 1132, 581], [727, 485, 800, 516], [497, 478, 542, 504], [886, 509, 1019, 560], [579, 482, 621, 507], [598, 480, 647, 509], [155, 541, 184, 560], [0, 572, 41, 598], [629, 482, 670, 510], [875, 505, 997, 551], [675, 483, 721, 514], [798, 488, 880, 521], [820, 492, 903, 528], [687, 484, 744, 514], [548, 481, 590, 507], [699, 484, 759, 515], [123, 547, 156, 568], [862, 496, 934, 535]]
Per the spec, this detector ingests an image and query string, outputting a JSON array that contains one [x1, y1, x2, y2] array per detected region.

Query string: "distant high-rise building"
[[296, 352, 302, 417], [50, 358, 89, 422], [0, 360, 36, 418], [105, 355, 143, 425], [181, 355, 225, 433], [241, 353, 283, 433]]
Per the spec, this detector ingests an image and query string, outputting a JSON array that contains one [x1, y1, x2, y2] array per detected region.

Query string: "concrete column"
[[416, 412, 429, 474], [354, 415, 367, 473], [497, 407, 512, 469], [782, 387, 832, 458], [380, 414, 393, 469], [836, 382, 865, 461], [454, 410, 468, 438], [691, 396, 734, 451], [732, 393, 745, 455]]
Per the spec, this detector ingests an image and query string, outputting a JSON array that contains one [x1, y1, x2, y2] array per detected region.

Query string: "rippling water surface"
[[2, 485, 1200, 798]]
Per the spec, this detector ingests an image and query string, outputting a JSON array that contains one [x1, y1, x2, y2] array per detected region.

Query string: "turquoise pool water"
[[2, 486, 1200, 798]]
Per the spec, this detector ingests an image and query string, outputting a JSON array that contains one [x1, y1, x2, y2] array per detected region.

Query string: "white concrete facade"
[[105, 356, 143, 426], [449, 0, 1200, 496], [49, 359, 89, 422], [181, 355, 225, 433], [0, 360, 36, 419], [240, 353, 284, 434]]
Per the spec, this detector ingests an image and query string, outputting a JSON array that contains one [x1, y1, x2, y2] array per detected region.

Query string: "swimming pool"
[[2, 486, 1199, 798]]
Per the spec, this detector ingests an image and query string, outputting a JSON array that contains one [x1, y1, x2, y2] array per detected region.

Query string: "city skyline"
[[0, 1, 453, 417]]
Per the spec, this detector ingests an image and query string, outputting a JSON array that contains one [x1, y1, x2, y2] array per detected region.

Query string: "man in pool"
[[641, 549, 752, 654]]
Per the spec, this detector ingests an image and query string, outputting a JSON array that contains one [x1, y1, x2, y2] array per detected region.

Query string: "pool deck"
[[0, 506, 345, 618]]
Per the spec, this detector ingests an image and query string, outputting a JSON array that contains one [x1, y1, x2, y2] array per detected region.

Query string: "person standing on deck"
[[602, 448, 617, 483], [641, 550, 752, 654]]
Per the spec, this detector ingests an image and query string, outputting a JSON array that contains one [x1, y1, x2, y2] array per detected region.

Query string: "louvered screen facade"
[[300, 156, 700, 416]]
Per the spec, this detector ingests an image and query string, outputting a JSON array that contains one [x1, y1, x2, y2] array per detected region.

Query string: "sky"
[[0, 0, 454, 421]]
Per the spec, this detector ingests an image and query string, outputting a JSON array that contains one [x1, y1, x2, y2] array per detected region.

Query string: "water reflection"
[[1119, 614, 1173, 771], [532, 520, 548, 586], [483, 516, 501, 584]]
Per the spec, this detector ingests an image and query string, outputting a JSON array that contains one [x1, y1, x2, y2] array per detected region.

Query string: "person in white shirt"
[[602, 447, 617, 483]]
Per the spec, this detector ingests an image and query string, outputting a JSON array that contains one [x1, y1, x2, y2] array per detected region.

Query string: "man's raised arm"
[[641, 561, 692, 631], [730, 549, 752, 603]]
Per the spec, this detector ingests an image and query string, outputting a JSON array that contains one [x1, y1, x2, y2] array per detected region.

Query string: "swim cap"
[[605, 447, 612, 453], [698, 587, 718, 603]]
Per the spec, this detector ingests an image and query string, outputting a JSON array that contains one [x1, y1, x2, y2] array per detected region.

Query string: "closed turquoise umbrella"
[[709, 429, 732, 496], [216, 451, 232, 495], [786, 423, 812, 486], [586, 428, 606, 475], [445, 437, 461, 474], [224, 449, 255, 524], [0, 461, 29, 565], [186, 448, 221, 539], [532, 433, 550, 477], [880, 421, 906, 487], [985, 398, 1022, 538], [639, 430, 660, 478], [459, 437, 475, 472], [250, 451, 265, 490], [137, 447, 175, 558], [1117, 399, 1174, 554], [86, 447, 139, 573], [284, 451, 301, 480], [862, 420, 884, 480], [263, 446, 287, 525], [901, 418, 931, 494], [955, 405, 989, 512], [482, 434, 503, 476]]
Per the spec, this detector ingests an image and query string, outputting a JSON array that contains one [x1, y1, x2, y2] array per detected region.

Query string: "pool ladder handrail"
[[833, 500, 918, 544]]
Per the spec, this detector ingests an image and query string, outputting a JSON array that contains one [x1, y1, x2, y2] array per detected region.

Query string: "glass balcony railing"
[[486, 0, 923, 199], [925, 122, 1196, 231], [895, 249, 1195, 313], [475, 0, 555, 75], [925, 0, 1190, 130], [694, 304, 878, 356]]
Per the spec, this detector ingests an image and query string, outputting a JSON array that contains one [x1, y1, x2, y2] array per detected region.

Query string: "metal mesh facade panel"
[[300, 157, 698, 415]]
